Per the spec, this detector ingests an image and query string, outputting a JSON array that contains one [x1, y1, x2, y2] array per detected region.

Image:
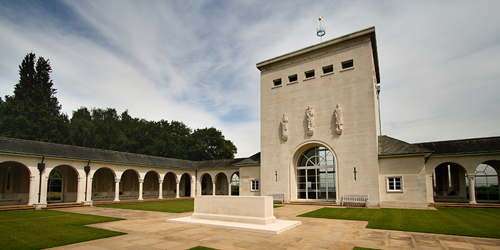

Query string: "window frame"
[[322, 65, 334, 75], [304, 70, 315, 80], [288, 74, 298, 84], [341, 60, 354, 70], [250, 180, 259, 192], [273, 78, 282, 87], [386, 176, 403, 192]]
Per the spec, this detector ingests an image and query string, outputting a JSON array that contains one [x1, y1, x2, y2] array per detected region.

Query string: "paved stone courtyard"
[[47, 205, 500, 250]]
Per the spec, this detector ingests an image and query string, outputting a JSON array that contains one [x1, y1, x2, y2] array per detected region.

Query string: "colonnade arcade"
[[431, 159, 500, 204], [0, 158, 241, 206]]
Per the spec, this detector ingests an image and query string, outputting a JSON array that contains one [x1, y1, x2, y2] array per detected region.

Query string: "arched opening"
[[201, 174, 212, 195], [47, 165, 78, 203], [215, 173, 228, 195], [475, 161, 499, 202], [180, 173, 191, 197], [143, 171, 159, 199], [0, 161, 30, 205], [433, 163, 469, 202], [231, 172, 239, 196], [120, 169, 139, 200], [92, 168, 116, 201], [163, 172, 176, 198], [297, 146, 336, 201]]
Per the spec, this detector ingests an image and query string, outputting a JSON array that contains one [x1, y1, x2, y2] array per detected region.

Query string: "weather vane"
[[316, 16, 326, 42]]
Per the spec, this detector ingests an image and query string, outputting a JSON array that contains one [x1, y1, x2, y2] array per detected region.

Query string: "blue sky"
[[1, 1, 499, 157]]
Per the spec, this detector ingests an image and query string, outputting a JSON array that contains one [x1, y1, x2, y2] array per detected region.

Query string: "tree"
[[0, 52, 71, 144], [189, 127, 237, 160]]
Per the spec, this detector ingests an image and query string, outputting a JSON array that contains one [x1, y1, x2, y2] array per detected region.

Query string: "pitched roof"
[[414, 136, 500, 155], [0, 137, 259, 169], [378, 135, 432, 156]]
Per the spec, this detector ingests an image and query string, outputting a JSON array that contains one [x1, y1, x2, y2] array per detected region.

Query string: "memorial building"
[[0, 27, 499, 209]]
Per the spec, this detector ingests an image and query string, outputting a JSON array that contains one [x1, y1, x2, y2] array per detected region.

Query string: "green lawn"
[[98, 199, 194, 213], [300, 207, 500, 238], [0, 210, 125, 250]]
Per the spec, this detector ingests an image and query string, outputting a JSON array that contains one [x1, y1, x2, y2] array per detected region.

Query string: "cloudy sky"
[[0, 1, 499, 157]]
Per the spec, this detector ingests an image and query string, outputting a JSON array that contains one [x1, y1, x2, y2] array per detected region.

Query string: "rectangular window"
[[288, 74, 298, 83], [305, 70, 315, 79], [251, 180, 259, 191], [387, 177, 402, 192], [273, 78, 282, 87], [322, 65, 333, 74], [342, 60, 354, 69]]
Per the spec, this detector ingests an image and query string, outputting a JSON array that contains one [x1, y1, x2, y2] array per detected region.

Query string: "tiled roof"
[[0, 137, 258, 169], [414, 136, 500, 155], [378, 136, 432, 156]]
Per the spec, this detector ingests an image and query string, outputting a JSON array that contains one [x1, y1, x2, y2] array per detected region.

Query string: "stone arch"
[[91, 167, 117, 201], [47, 165, 79, 203], [475, 160, 500, 202], [291, 140, 337, 201], [230, 172, 240, 196], [143, 171, 160, 199], [119, 169, 140, 200], [179, 173, 192, 197], [200, 173, 213, 195], [432, 162, 469, 202], [163, 172, 177, 198], [215, 172, 228, 195], [0, 161, 31, 205]]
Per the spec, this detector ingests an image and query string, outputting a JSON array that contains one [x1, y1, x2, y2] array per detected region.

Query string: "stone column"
[[76, 177, 83, 203], [138, 178, 144, 200], [212, 181, 216, 196], [196, 180, 201, 196], [28, 175, 37, 205], [87, 178, 93, 202], [468, 176, 477, 204], [228, 181, 232, 196], [190, 180, 195, 197], [158, 180, 163, 199], [175, 180, 180, 198], [114, 179, 120, 201]]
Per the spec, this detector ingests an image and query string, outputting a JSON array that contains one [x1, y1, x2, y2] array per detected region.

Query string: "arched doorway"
[[144, 171, 159, 199], [297, 146, 336, 201], [231, 172, 239, 196], [163, 172, 176, 198], [475, 162, 499, 202], [92, 168, 116, 201], [0, 161, 30, 205], [47, 165, 78, 203], [433, 163, 468, 202], [201, 174, 212, 195], [180, 173, 191, 197], [120, 169, 139, 200], [215, 173, 228, 195]]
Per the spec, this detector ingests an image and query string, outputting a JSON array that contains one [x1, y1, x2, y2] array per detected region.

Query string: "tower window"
[[342, 60, 354, 69], [322, 65, 333, 74], [273, 78, 282, 87], [305, 70, 315, 79], [288, 74, 298, 83]]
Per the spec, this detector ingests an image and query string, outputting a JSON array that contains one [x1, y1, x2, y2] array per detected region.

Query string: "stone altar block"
[[167, 196, 301, 234], [191, 196, 276, 225]]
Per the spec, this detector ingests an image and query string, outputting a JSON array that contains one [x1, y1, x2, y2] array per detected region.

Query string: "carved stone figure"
[[334, 104, 343, 135], [306, 106, 314, 136], [280, 113, 289, 141]]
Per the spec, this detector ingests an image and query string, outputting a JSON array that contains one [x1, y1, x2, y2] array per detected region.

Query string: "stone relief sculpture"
[[306, 106, 315, 136], [334, 104, 343, 135], [280, 113, 289, 141]]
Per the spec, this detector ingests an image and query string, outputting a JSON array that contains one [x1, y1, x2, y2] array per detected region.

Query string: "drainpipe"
[[37, 156, 45, 203], [377, 84, 382, 135], [84, 160, 91, 201]]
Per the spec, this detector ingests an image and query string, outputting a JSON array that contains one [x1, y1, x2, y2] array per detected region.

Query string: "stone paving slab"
[[47, 205, 500, 250]]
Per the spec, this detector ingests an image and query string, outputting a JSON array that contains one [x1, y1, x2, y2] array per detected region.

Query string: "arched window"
[[231, 172, 239, 196], [297, 147, 336, 201], [475, 164, 499, 202], [48, 169, 63, 203]]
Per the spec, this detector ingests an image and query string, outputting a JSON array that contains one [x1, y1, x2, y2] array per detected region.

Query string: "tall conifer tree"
[[0, 52, 71, 144]]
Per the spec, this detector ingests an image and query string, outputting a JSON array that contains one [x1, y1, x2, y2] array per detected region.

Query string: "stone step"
[[430, 202, 500, 209], [0, 205, 34, 212]]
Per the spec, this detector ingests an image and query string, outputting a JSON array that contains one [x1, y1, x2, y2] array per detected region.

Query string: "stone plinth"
[[191, 196, 276, 225]]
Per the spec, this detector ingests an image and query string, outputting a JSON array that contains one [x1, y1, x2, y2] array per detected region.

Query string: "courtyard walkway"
[[47, 205, 500, 250]]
